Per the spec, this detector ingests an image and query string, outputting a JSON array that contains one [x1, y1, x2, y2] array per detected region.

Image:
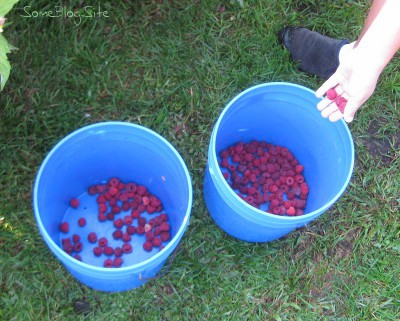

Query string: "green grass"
[[1, 0, 399, 320]]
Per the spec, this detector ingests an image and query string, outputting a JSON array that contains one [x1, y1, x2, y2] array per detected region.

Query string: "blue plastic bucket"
[[203, 82, 354, 242], [33, 122, 192, 292]]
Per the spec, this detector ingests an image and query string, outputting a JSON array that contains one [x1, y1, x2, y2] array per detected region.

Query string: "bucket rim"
[[33, 121, 193, 273], [209, 81, 355, 222]]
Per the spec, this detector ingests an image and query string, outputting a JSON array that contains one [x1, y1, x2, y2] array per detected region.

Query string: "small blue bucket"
[[33, 122, 192, 292], [203, 82, 354, 242]]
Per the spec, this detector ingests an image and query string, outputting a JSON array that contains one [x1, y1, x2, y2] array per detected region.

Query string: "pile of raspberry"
[[59, 177, 171, 268], [219, 140, 309, 216]]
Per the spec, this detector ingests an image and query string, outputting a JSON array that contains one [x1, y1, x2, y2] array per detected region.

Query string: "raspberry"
[[88, 185, 98, 195], [159, 213, 168, 222], [113, 230, 123, 240], [113, 257, 123, 268], [152, 237, 162, 247], [160, 232, 171, 242], [159, 222, 170, 232], [145, 231, 155, 242], [73, 242, 83, 253], [59, 222, 69, 233], [70, 198, 80, 209], [122, 233, 131, 243], [96, 195, 106, 204], [326, 88, 338, 100], [73, 254, 82, 261], [98, 213, 107, 222], [136, 226, 145, 235], [121, 201, 131, 212], [143, 241, 153, 252], [93, 246, 103, 256], [88, 232, 97, 243], [98, 203, 107, 214], [285, 177, 294, 186], [126, 225, 136, 235], [108, 177, 120, 187], [103, 246, 114, 256], [295, 175, 305, 184], [113, 218, 124, 229], [108, 186, 119, 197], [111, 205, 121, 214], [138, 217, 146, 227], [104, 259, 114, 268], [335, 96, 347, 113], [78, 218, 86, 227], [123, 215, 133, 226], [122, 243, 132, 253], [131, 209, 140, 218], [63, 242, 73, 254], [125, 182, 137, 193], [114, 247, 123, 257], [287, 206, 296, 216], [72, 234, 81, 243], [136, 185, 147, 196], [300, 183, 309, 195], [98, 237, 108, 247], [144, 223, 153, 232]]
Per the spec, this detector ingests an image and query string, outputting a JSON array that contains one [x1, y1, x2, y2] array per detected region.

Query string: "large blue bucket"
[[203, 82, 354, 242], [33, 122, 192, 292]]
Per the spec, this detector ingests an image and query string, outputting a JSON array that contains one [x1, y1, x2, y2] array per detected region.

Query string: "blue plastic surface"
[[33, 122, 192, 292], [203, 82, 354, 242]]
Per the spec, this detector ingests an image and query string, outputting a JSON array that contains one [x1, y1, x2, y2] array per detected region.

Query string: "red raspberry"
[[125, 182, 137, 193], [300, 183, 309, 195], [63, 242, 73, 254], [159, 222, 170, 232], [136, 225, 145, 235], [98, 237, 108, 247], [93, 246, 103, 256], [122, 243, 132, 253], [137, 204, 147, 213], [160, 232, 171, 242], [326, 88, 338, 100], [103, 246, 114, 256], [335, 96, 347, 113], [98, 203, 108, 213], [152, 237, 162, 247], [287, 206, 296, 216], [136, 185, 147, 196], [108, 186, 119, 197], [108, 177, 120, 187], [111, 205, 121, 215], [73, 242, 83, 253], [88, 232, 97, 243], [144, 223, 153, 232], [146, 205, 156, 214], [87, 185, 98, 195], [145, 231, 155, 242], [219, 149, 230, 158], [96, 194, 106, 204], [295, 175, 305, 184], [73, 254, 82, 261], [123, 215, 133, 226], [106, 212, 115, 221], [113, 257, 123, 268], [143, 241, 153, 252], [59, 222, 69, 233], [113, 218, 123, 229], [285, 177, 294, 186], [122, 233, 131, 243], [121, 201, 131, 212], [126, 225, 136, 235], [114, 247, 123, 257], [78, 218, 86, 227], [112, 230, 123, 240], [98, 213, 107, 222], [70, 198, 80, 208], [131, 209, 140, 218], [96, 184, 107, 194], [138, 217, 146, 227], [104, 259, 114, 268], [72, 234, 81, 243], [222, 172, 229, 180]]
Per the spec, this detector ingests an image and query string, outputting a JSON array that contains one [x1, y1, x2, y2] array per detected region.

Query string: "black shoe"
[[278, 26, 349, 79]]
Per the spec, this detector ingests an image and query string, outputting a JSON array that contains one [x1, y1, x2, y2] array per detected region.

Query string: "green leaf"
[[0, 0, 19, 17], [0, 52, 11, 90], [0, 34, 11, 54]]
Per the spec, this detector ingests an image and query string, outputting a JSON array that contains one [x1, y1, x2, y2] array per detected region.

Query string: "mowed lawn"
[[0, 1, 399, 320]]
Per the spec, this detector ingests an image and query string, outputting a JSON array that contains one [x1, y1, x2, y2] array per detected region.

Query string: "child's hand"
[[315, 50, 380, 123]]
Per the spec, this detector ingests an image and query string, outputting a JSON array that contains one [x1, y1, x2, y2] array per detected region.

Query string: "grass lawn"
[[1, 0, 399, 320]]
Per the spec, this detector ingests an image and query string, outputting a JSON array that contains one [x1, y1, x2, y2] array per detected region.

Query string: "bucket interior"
[[213, 83, 354, 215], [34, 122, 192, 268]]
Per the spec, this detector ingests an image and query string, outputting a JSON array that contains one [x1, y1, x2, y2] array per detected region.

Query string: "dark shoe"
[[278, 26, 349, 79]]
